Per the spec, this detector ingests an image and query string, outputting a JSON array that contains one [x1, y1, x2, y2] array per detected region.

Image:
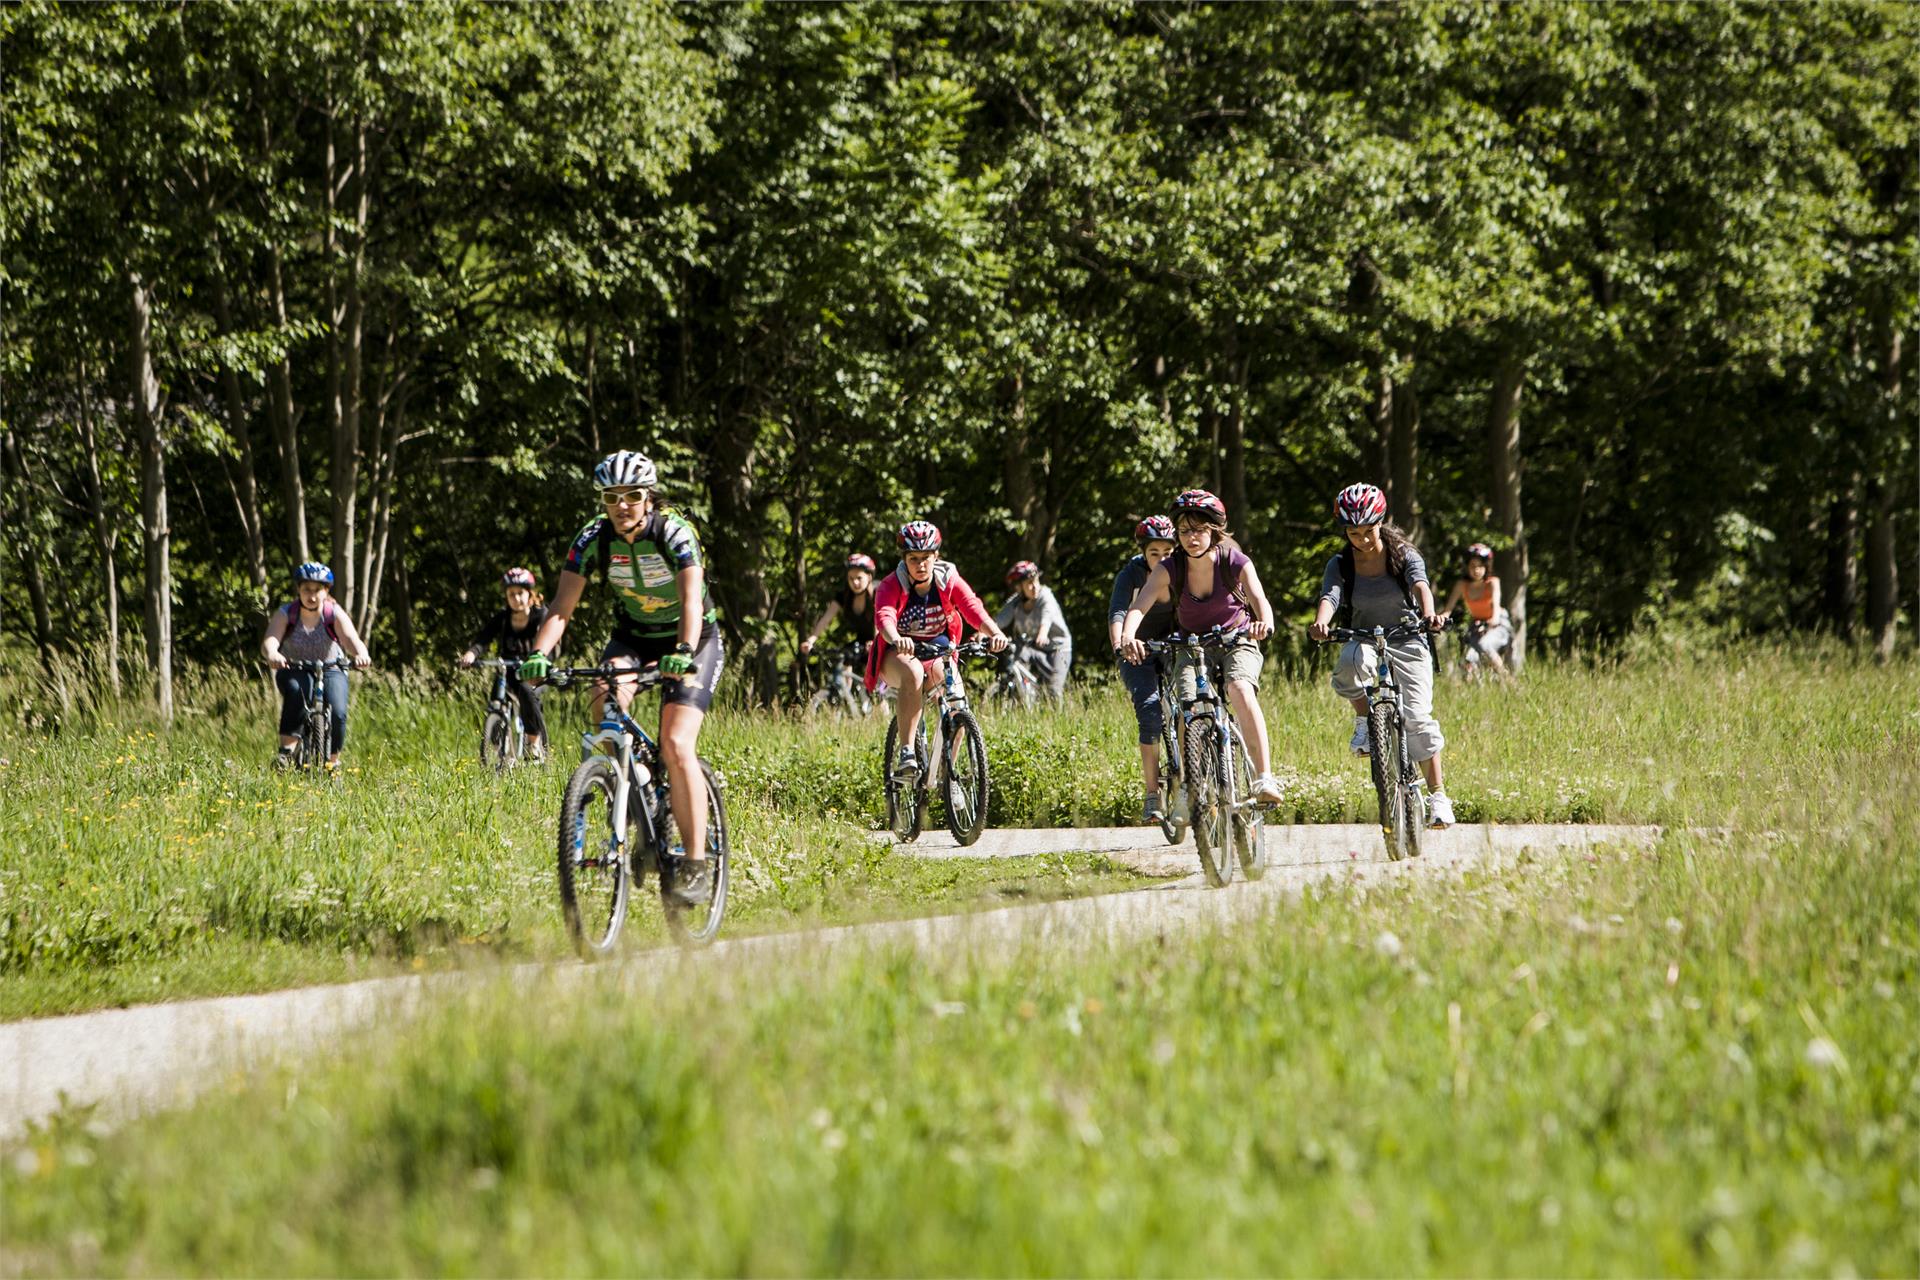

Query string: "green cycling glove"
[[519, 652, 552, 680], [660, 652, 695, 677]]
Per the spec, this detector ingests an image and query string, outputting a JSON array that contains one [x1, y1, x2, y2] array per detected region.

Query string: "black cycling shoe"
[[666, 856, 714, 907]]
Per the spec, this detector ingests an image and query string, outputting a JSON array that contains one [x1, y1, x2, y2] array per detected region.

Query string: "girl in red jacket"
[[868, 520, 1010, 776]]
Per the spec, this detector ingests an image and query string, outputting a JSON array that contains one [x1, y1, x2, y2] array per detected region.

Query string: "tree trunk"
[[1389, 360, 1420, 543], [1001, 369, 1042, 564], [1823, 472, 1860, 635], [265, 240, 309, 564], [208, 265, 270, 611], [706, 413, 776, 703], [1223, 353, 1250, 548], [327, 108, 370, 614], [1864, 479, 1898, 662], [1, 432, 54, 666], [391, 541, 418, 671], [127, 272, 173, 721], [78, 378, 122, 694], [1486, 357, 1528, 669], [1364, 358, 1392, 491]]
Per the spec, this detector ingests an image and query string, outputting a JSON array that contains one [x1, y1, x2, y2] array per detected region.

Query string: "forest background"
[[3, 0, 1914, 715]]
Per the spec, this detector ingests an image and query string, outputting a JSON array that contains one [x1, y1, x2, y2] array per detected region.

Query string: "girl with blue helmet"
[[261, 561, 373, 768]]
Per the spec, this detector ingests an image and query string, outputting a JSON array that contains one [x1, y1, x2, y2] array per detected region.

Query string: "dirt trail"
[[0, 823, 1661, 1140]]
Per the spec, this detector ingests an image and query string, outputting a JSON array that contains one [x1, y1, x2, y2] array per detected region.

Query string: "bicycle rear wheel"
[[1158, 696, 1187, 845], [662, 758, 731, 946], [557, 755, 632, 958], [943, 708, 989, 846], [883, 714, 926, 843], [1186, 713, 1233, 888], [1230, 727, 1267, 881], [480, 710, 513, 771], [1367, 701, 1410, 861]]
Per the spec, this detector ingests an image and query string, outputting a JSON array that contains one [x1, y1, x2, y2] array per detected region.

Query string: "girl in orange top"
[[1440, 542, 1512, 679]]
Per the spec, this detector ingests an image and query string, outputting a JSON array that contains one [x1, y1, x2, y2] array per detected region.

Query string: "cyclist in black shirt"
[[800, 553, 878, 656], [458, 567, 552, 761]]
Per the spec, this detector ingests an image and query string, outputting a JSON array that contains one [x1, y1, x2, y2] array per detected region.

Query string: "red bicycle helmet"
[[1171, 489, 1227, 523], [897, 520, 942, 552], [1134, 515, 1175, 543], [845, 553, 877, 573], [502, 567, 537, 589], [1005, 559, 1039, 586], [1335, 483, 1387, 526], [1466, 542, 1494, 562]]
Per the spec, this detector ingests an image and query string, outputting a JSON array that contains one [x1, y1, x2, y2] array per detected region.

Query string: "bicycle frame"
[[579, 704, 663, 861]]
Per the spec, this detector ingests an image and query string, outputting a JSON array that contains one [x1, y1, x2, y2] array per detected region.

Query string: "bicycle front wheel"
[[300, 705, 329, 771], [1367, 700, 1409, 861], [663, 758, 731, 946], [1230, 727, 1267, 881], [1186, 713, 1233, 888], [480, 710, 513, 771], [557, 755, 632, 958], [1158, 695, 1187, 845], [943, 709, 989, 846], [883, 715, 926, 843]]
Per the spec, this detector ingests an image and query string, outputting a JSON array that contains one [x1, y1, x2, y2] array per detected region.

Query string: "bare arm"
[[1489, 576, 1503, 616], [331, 610, 374, 668], [1440, 579, 1466, 614], [801, 600, 841, 653], [532, 570, 587, 657], [262, 609, 291, 667], [1238, 561, 1275, 640], [1118, 563, 1172, 660], [676, 566, 704, 652]]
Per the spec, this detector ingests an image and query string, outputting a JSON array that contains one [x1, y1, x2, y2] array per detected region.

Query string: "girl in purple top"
[[1118, 489, 1284, 807]]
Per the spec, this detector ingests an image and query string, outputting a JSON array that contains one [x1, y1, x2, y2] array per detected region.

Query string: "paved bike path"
[[0, 823, 1663, 1141]]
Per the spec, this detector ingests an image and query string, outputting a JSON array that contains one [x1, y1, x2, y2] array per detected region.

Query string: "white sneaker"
[[1348, 717, 1371, 757], [1251, 773, 1284, 806], [1427, 791, 1455, 828]]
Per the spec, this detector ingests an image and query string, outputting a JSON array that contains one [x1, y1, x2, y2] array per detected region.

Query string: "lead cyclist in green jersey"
[[522, 449, 724, 906]]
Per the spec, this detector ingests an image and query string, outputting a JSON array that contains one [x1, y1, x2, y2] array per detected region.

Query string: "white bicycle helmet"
[[592, 450, 657, 490]]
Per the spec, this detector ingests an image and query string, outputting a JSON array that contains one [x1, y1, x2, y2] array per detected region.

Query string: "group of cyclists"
[[262, 449, 1517, 900]]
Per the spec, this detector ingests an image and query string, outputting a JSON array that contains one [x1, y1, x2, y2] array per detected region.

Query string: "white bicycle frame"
[[579, 714, 656, 859]]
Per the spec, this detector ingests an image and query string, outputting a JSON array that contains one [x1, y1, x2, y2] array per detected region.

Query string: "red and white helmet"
[[1171, 489, 1227, 524], [1134, 515, 1175, 543], [897, 520, 942, 552], [845, 553, 877, 573], [1335, 483, 1387, 527], [1466, 542, 1494, 563], [1005, 560, 1039, 586], [501, 567, 536, 589]]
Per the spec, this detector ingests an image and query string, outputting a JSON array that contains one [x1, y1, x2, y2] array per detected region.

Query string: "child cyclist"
[[519, 450, 723, 906], [996, 560, 1073, 701], [1108, 516, 1179, 823], [1439, 541, 1512, 679], [1307, 482, 1455, 828], [799, 553, 878, 656], [261, 561, 373, 768], [457, 567, 553, 762], [1118, 490, 1284, 808], [866, 521, 1010, 778]]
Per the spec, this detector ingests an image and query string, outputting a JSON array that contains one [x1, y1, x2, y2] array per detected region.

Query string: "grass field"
[[2, 647, 1917, 1274], [0, 648, 1912, 1019]]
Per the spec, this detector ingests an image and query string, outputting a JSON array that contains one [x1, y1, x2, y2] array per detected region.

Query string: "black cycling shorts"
[[601, 626, 724, 712]]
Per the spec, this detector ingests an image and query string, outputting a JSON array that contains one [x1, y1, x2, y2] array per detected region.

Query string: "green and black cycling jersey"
[[563, 509, 718, 639]]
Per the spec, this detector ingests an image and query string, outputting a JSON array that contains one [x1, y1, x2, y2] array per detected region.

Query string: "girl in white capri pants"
[[1307, 483, 1455, 829]]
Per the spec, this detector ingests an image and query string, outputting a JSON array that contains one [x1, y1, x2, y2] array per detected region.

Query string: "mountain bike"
[[1139, 625, 1266, 887], [881, 637, 992, 846], [474, 658, 530, 769], [803, 642, 874, 718], [983, 640, 1042, 710], [278, 658, 354, 771], [548, 664, 731, 956], [1322, 612, 1445, 861]]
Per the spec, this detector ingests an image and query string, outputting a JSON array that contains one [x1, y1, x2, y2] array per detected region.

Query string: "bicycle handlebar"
[[1136, 624, 1251, 655], [542, 664, 667, 691], [1320, 613, 1450, 645], [907, 637, 998, 662], [279, 657, 355, 673]]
